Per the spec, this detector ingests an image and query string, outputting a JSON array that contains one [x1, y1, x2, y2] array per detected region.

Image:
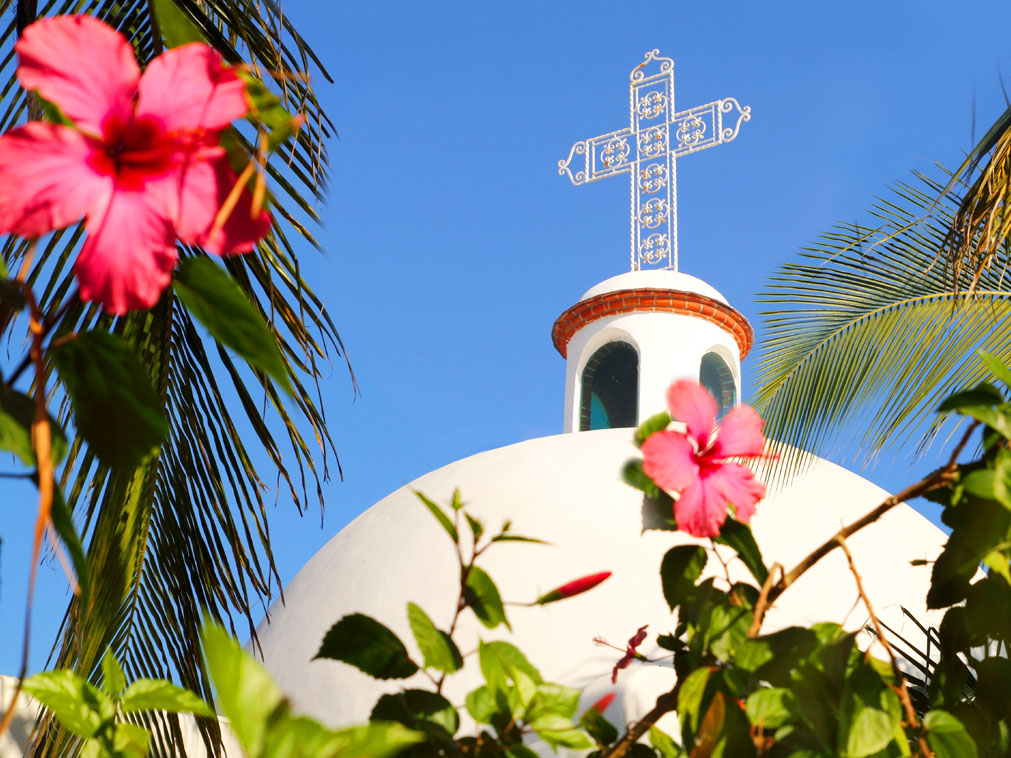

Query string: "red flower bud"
[[535, 571, 612, 605], [589, 692, 617, 714]]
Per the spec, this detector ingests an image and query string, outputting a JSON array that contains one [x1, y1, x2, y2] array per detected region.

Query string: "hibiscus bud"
[[589, 692, 616, 714], [535, 571, 612, 604]]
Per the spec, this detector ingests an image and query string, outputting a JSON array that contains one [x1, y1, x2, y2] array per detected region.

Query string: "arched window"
[[580, 342, 638, 431], [700, 352, 736, 418]]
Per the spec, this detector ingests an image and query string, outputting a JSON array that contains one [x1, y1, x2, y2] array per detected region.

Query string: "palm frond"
[[0, 1, 348, 756], [754, 171, 1011, 482], [940, 106, 1011, 291]]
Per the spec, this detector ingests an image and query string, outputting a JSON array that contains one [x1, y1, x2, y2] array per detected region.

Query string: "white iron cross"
[[558, 50, 751, 271]]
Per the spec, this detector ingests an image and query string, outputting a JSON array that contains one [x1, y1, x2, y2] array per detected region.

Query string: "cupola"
[[552, 269, 753, 433]]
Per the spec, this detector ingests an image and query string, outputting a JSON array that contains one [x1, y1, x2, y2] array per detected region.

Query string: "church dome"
[[252, 428, 948, 736]]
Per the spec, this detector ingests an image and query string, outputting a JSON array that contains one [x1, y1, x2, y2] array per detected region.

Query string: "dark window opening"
[[700, 352, 736, 418], [580, 342, 638, 431]]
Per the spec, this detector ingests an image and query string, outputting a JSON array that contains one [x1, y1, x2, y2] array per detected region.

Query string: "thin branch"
[[836, 536, 933, 758], [754, 420, 977, 628], [748, 563, 783, 638]]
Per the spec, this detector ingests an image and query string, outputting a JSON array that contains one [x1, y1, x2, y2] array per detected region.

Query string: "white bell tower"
[[552, 269, 752, 433]]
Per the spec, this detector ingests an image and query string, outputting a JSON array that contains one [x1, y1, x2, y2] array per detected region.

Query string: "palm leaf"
[[0, 1, 349, 756], [754, 171, 1011, 482], [939, 105, 1011, 291]]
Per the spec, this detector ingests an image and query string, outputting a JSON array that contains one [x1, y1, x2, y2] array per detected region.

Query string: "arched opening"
[[580, 342, 638, 431], [700, 352, 736, 418]]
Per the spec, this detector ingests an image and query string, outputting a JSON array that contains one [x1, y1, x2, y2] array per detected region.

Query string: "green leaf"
[[676, 667, 712, 735], [325, 723, 426, 758], [371, 689, 459, 741], [150, 0, 207, 47], [315, 613, 419, 679], [983, 550, 1011, 584], [635, 411, 671, 446], [22, 671, 115, 738], [478, 641, 542, 685], [202, 621, 285, 755], [51, 331, 167, 469], [120, 679, 215, 717], [993, 449, 1011, 509], [464, 565, 509, 630], [528, 713, 594, 750], [465, 513, 485, 542], [837, 665, 902, 758], [715, 518, 769, 584], [955, 404, 1011, 440], [407, 602, 462, 674], [527, 683, 580, 721], [174, 258, 294, 396], [980, 350, 1011, 388], [648, 726, 684, 758], [465, 686, 498, 724], [938, 382, 1004, 412], [100, 649, 126, 700], [49, 485, 90, 603], [924, 710, 978, 758], [0, 278, 25, 310], [490, 534, 550, 545], [263, 718, 425, 758], [746, 688, 798, 730], [622, 458, 663, 497], [660, 545, 707, 611], [109, 721, 150, 758], [581, 706, 619, 746], [0, 383, 68, 466], [414, 490, 459, 543], [237, 71, 301, 152]]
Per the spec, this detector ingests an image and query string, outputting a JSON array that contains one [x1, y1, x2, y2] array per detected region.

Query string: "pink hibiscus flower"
[[0, 15, 270, 314], [641, 379, 769, 538]]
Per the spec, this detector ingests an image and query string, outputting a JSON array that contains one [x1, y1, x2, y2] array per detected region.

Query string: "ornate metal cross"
[[558, 50, 751, 272]]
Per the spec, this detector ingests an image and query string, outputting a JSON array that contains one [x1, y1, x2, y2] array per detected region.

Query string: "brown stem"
[[836, 537, 933, 758], [748, 563, 784, 638], [599, 686, 681, 758], [0, 268, 56, 741]]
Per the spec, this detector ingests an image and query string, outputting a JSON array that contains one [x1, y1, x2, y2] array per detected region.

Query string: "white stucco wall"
[[252, 429, 948, 740]]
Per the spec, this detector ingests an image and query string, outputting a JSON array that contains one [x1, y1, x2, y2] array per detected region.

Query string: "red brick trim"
[[551, 288, 754, 359]]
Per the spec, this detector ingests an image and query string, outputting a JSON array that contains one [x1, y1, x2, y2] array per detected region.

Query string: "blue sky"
[[4, 1, 1011, 674]]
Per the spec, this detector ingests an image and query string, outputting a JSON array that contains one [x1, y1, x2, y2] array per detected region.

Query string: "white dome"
[[579, 270, 729, 304], [253, 429, 948, 736]]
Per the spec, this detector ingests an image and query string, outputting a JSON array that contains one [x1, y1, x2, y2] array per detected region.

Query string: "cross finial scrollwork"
[[558, 50, 751, 272]]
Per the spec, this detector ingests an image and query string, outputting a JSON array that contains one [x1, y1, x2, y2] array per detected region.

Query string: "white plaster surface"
[[252, 429, 948, 740], [579, 270, 729, 304]]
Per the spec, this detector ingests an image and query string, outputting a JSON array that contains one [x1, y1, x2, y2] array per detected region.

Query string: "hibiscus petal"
[[708, 462, 766, 524], [665, 379, 717, 449], [713, 404, 767, 459], [641, 430, 698, 493], [0, 123, 111, 237], [76, 188, 177, 314], [136, 44, 246, 133], [16, 16, 138, 135], [673, 479, 727, 539], [148, 150, 270, 255]]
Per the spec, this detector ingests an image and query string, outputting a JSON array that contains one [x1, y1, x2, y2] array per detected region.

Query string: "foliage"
[[754, 171, 1011, 478], [0, 2, 346, 755], [314, 490, 609, 758]]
